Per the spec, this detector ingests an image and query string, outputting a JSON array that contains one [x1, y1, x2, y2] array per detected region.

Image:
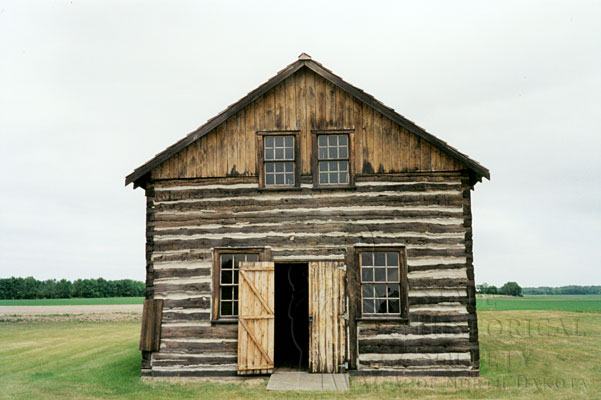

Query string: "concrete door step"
[[266, 368, 349, 391]]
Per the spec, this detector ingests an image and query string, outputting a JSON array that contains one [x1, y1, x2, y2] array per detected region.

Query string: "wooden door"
[[237, 261, 275, 375], [308, 261, 347, 373]]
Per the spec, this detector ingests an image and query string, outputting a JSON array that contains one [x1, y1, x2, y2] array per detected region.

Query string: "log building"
[[126, 53, 490, 378]]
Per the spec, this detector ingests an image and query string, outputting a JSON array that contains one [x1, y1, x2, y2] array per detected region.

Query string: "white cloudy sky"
[[1, 1, 599, 287]]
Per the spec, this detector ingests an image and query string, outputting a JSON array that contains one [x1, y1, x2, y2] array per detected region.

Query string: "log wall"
[[149, 68, 464, 181], [141, 171, 479, 377]]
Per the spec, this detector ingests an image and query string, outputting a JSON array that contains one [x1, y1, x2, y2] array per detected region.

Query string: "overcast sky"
[[1, 1, 599, 287]]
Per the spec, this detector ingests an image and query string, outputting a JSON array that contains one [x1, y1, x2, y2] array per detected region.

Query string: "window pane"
[[328, 135, 337, 146], [319, 148, 328, 159], [275, 136, 284, 147], [339, 172, 348, 184], [275, 174, 284, 185], [363, 299, 375, 313], [233, 269, 238, 284], [339, 161, 348, 171], [339, 135, 348, 145], [284, 136, 293, 147], [329, 147, 338, 159], [374, 268, 386, 281], [266, 174, 274, 185], [275, 162, 284, 172], [285, 173, 294, 185], [374, 252, 386, 266], [222, 286, 233, 300], [266, 162, 274, 172], [265, 136, 274, 147], [329, 161, 338, 171], [247, 254, 259, 262], [339, 147, 348, 158], [233, 286, 239, 300], [275, 148, 284, 159], [318, 135, 327, 146], [285, 162, 294, 172], [362, 284, 374, 298], [330, 173, 338, 184], [221, 301, 232, 316], [233, 301, 238, 316], [319, 161, 328, 172], [388, 299, 400, 314], [285, 148, 293, 159], [362, 267, 373, 282], [221, 254, 233, 269], [388, 284, 399, 298], [221, 270, 232, 284], [375, 283, 387, 297], [387, 267, 399, 282], [265, 149, 274, 160], [386, 252, 399, 266], [362, 252, 373, 266], [319, 173, 328, 184], [375, 299, 387, 313]]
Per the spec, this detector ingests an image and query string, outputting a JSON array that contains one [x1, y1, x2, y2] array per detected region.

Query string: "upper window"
[[213, 251, 261, 319], [317, 134, 349, 185], [359, 249, 408, 318], [258, 132, 300, 188]]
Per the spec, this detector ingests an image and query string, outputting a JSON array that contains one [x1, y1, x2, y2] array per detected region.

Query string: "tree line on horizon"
[[0, 277, 145, 299], [477, 282, 601, 296]]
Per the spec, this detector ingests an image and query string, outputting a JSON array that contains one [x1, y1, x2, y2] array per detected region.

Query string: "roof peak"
[[298, 52, 312, 60]]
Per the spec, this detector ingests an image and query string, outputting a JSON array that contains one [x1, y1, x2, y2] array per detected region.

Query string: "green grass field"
[[1, 297, 601, 399], [476, 295, 601, 312], [0, 297, 144, 306]]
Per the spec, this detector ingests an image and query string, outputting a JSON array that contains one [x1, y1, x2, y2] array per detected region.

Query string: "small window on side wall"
[[257, 132, 300, 189], [358, 248, 408, 319], [312, 131, 353, 187], [212, 249, 268, 320]]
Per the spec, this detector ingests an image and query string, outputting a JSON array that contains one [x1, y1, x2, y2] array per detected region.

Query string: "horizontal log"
[[153, 282, 211, 293], [161, 311, 210, 322], [152, 236, 464, 252], [161, 324, 237, 340], [359, 342, 476, 354], [161, 297, 211, 309], [152, 355, 237, 366], [153, 268, 210, 279], [150, 370, 238, 377], [409, 314, 475, 323], [152, 222, 466, 238], [351, 369, 478, 377], [408, 263, 467, 272], [409, 296, 470, 306], [408, 279, 469, 288], [360, 336, 471, 348], [359, 324, 469, 336], [359, 358, 472, 368], [150, 209, 464, 227], [160, 340, 237, 353]]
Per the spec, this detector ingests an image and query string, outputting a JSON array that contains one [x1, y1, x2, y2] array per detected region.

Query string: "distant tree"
[[55, 279, 73, 298], [500, 281, 522, 297]]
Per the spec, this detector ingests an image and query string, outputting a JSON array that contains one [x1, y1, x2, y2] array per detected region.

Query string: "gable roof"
[[126, 53, 490, 187]]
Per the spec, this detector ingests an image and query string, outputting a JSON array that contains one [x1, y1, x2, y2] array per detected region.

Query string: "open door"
[[308, 261, 347, 373], [237, 261, 275, 375]]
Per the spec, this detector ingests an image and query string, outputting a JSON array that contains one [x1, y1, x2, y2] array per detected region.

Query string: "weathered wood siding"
[[149, 68, 464, 181], [141, 171, 478, 377]]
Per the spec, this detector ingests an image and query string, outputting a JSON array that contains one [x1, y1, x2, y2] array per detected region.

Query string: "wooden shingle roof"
[[126, 53, 490, 187]]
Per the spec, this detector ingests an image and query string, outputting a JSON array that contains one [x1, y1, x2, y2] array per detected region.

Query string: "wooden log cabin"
[[126, 53, 490, 378]]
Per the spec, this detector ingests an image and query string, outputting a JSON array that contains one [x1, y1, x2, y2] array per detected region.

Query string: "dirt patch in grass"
[[0, 305, 141, 322]]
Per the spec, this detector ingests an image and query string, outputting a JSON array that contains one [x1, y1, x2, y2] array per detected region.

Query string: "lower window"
[[359, 249, 408, 318], [213, 250, 263, 319]]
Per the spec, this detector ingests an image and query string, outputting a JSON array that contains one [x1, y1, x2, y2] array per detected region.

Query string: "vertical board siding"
[[144, 172, 478, 377], [149, 69, 464, 180], [140, 299, 164, 352]]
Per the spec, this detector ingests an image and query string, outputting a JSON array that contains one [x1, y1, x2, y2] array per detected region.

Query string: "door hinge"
[[338, 362, 348, 370], [339, 310, 348, 320], [338, 264, 347, 271]]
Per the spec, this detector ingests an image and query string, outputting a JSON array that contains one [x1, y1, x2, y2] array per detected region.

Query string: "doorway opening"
[[274, 263, 309, 370]]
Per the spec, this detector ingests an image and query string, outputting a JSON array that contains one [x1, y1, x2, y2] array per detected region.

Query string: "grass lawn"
[[0, 297, 144, 306], [477, 295, 601, 312], [1, 309, 600, 399]]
